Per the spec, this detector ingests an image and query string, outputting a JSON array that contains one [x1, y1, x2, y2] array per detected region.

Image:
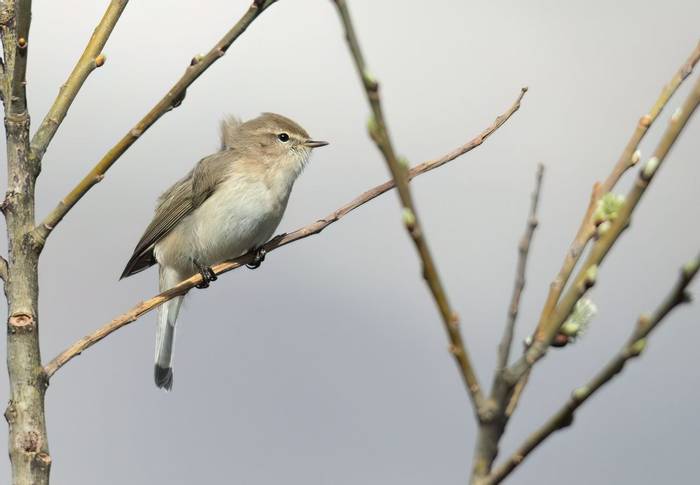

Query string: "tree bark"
[[1, 1, 51, 484]]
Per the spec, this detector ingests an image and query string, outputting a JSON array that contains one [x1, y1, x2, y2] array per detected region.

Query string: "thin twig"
[[508, 72, 700, 385], [484, 253, 700, 485], [495, 164, 544, 373], [43, 89, 525, 378], [331, 0, 492, 414], [29, 0, 129, 165], [8, 0, 31, 116], [472, 164, 545, 479], [600, 39, 700, 195], [505, 40, 700, 418], [30, 0, 280, 249]]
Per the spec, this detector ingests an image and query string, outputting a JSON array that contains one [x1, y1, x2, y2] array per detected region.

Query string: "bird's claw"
[[195, 265, 217, 289], [246, 247, 266, 270]]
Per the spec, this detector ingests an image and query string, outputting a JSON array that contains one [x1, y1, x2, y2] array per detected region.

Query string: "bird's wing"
[[120, 151, 237, 279], [191, 148, 238, 206], [120, 175, 194, 278]]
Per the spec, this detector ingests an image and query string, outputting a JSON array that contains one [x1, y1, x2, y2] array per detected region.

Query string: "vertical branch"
[[495, 164, 544, 372], [471, 165, 544, 481], [331, 0, 486, 414], [1, 1, 52, 485], [29, 0, 129, 165]]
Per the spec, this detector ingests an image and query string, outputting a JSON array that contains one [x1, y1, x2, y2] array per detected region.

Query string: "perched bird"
[[121, 113, 328, 390]]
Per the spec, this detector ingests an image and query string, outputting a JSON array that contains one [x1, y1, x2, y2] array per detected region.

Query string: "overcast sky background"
[[1, 1, 699, 484]]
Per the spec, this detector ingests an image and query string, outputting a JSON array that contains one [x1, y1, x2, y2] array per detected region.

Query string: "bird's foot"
[[246, 247, 266, 270], [195, 263, 217, 289]]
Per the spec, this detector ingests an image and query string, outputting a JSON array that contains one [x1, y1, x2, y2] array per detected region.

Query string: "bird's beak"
[[304, 139, 329, 148]]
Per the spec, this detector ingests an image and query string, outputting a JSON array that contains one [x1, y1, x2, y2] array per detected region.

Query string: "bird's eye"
[[277, 133, 290, 142]]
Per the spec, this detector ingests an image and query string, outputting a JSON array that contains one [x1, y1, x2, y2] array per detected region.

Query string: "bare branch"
[[472, 164, 544, 479], [509, 72, 700, 384], [496, 164, 544, 372], [31, 0, 280, 249], [43, 89, 525, 378], [29, 0, 129, 165], [505, 40, 700, 419], [330, 0, 493, 414], [601, 39, 700, 194], [484, 253, 700, 485], [7, 0, 30, 115]]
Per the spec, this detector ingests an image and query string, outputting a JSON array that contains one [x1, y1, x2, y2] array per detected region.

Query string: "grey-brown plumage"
[[120, 150, 235, 279], [121, 113, 328, 390]]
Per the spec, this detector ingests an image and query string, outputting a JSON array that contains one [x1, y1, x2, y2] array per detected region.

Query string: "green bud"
[[572, 386, 589, 401], [584, 265, 598, 287], [682, 258, 700, 279], [629, 338, 647, 357], [362, 69, 378, 89], [593, 193, 625, 224], [631, 150, 641, 165], [642, 156, 659, 180], [560, 321, 580, 337], [401, 208, 416, 227], [367, 115, 379, 135], [561, 298, 597, 340], [597, 220, 612, 237]]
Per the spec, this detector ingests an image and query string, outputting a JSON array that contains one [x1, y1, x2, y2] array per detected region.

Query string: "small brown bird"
[[121, 113, 328, 390]]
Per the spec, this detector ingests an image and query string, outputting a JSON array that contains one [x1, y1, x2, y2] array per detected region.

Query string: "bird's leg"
[[193, 259, 217, 289], [246, 246, 267, 270]]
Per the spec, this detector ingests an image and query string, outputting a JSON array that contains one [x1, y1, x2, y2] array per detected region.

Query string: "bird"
[[120, 113, 328, 390]]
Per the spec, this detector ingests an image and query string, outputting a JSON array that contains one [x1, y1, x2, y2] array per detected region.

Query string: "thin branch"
[[505, 40, 700, 419], [330, 0, 493, 414], [601, 39, 700, 195], [495, 163, 544, 373], [30, 0, 279, 249], [29, 0, 128, 165], [484, 253, 700, 485], [508, 72, 700, 384], [472, 164, 544, 479], [43, 89, 526, 378], [8, 0, 30, 116]]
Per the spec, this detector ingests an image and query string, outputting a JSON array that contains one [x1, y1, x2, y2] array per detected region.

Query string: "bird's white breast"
[[156, 171, 291, 273]]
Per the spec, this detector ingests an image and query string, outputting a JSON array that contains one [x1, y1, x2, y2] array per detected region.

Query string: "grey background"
[[1, 0, 699, 483]]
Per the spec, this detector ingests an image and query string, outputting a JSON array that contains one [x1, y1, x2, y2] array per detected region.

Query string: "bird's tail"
[[155, 266, 185, 391]]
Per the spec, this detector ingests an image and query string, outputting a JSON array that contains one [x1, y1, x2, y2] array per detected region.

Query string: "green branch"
[[29, 0, 129, 166], [331, 0, 501, 416]]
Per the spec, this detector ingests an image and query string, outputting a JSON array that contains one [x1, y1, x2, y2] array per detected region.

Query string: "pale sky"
[[1, 1, 699, 484]]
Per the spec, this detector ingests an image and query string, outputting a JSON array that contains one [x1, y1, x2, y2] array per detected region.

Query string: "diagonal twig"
[[43, 88, 526, 378], [29, 0, 129, 165], [484, 252, 700, 485], [330, 0, 496, 415], [30, 0, 280, 249]]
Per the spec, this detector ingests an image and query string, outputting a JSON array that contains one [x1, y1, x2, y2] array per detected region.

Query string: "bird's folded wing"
[[121, 178, 194, 278]]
